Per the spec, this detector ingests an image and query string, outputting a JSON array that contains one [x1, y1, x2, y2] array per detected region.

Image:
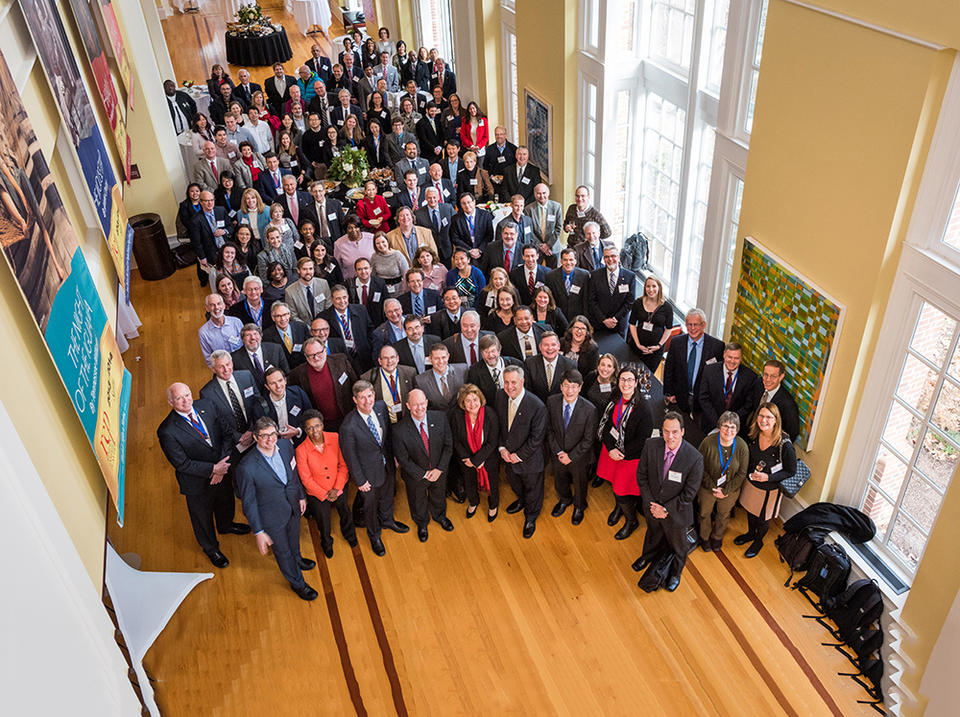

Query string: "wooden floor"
[[109, 8, 881, 716]]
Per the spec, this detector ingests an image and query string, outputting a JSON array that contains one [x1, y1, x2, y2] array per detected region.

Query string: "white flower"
[[343, 163, 353, 172]]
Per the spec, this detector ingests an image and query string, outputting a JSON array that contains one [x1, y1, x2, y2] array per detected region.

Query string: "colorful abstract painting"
[[730, 237, 845, 450]]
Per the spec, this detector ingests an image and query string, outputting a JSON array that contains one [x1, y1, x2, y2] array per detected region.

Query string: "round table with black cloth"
[[225, 27, 293, 66]]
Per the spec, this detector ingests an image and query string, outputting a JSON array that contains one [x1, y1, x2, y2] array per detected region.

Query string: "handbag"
[[684, 526, 699, 555], [779, 438, 811, 498]]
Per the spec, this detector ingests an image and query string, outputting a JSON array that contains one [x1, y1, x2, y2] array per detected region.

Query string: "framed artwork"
[[730, 237, 846, 451], [524, 88, 552, 184]]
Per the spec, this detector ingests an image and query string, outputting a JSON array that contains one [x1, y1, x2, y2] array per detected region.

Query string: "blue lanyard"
[[245, 299, 263, 323], [335, 311, 351, 336], [380, 368, 400, 403], [717, 434, 733, 475], [186, 411, 208, 438]]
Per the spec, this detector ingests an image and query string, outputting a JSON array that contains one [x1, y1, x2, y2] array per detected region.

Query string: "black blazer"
[[450, 406, 500, 474], [502, 163, 543, 204], [523, 354, 576, 402], [287, 354, 357, 419], [227, 297, 276, 332], [751, 385, 800, 442], [661, 332, 726, 414], [544, 267, 591, 320], [510, 264, 550, 306], [498, 324, 545, 361], [494, 390, 547, 474], [364, 133, 393, 168], [235, 439, 305, 534], [339, 402, 394, 486], [545, 394, 598, 467], [255, 169, 292, 205], [482, 239, 525, 277], [419, 178, 455, 205], [442, 330, 493, 365], [319, 304, 375, 369], [168, 90, 197, 128], [230, 343, 290, 395], [305, 56, 332, 84], [414, 203, 455, 263], [303, 197, 346, 240], [262, 319, 311, 369], [495, 213, 537, 245], [346, 275, 389, 325], [393, 335, 440, 370], [431, 310, 462, 340], [587, 267, 637, 335], [598, 394, 655, 460], [465, 357, 524, 405], [398, 288, 443, 322], [156, 399, 235, 495], [562, 341, 600, 377], [330, 103, 364, 129], [264, 74, 297, 113], [232, 81, 262, 108], [416, 116, 445, 161], [392, 411, 454, 481], [249, 385, 313, 445], [449, 209, 494, 254], [198, 370, 259, 433], [697, 362, 761, 434], [188, 207, 235, 264], [483, 141, 517, 173], [280, 190, 312, 223], [636, 438, 703, 526]]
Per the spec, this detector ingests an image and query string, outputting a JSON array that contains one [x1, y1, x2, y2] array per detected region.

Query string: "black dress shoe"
[[710, 538, 722, 551], [383, 520, 410, 534], [321, 544, 334, 559], [466, 504, 478, 519], [591, 476, 604, 488], [370, 537, 386, 556], [551, 500, 571, 518], [292, 583, 319, 601], [733, 531, 754, 546], [571, 508, 585, 525], [701, 539, 714, 553], [418, 526, 429, 542], [522, 519, 536, 539], [631, 555, 650, 572], [206, 550, 229, 568], [614, 520, 639, 540], [745, 540, 764, 558], [449, 488, 466, 504], [607, 505, 623, 527], [220, 522, 251, 535], [298, 557, 316, 571], [487, 508, 498, 523], [665, 575, 681, 592], [506, 499, 524, 514], [437, 516, 454, 532]]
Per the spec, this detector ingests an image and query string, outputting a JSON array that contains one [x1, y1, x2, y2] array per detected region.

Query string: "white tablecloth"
[[291, 0, 332, 35]]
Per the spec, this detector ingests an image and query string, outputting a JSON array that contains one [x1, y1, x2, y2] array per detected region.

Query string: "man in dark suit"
[[546, 371, 599, 524], [501, 147, 542, 204], [545, 249, 591, 320], [466, 334, 524, 405], [305, 44, 333, 84], [752, 359, 800, 441], [414, 188, 455, 264], [392, 389, 455, 542], [420, 164, 456, 206], [250, 367, 312, 445], [320, 285, 375, 372], [279, 174, 312, 225], [416, 343, 467, 411], [416, 104, 446, 163], [430, 288, 466, 340], [632, 412, 704, 592], [449, 193, 494, 261], [573, 222, 607, 273], [495, 196, 536, 245], [232, 69, 262, 108], [157, 383, 248, 568], [264, 301, 311, 369], [231, 324, 290, 396], [287, 338, 357, 430], [498, 307, 545, 361], [264, 62, 298, 115], [393, 315, 440, 373], [510, 245, 550, 306], [697, 342, 761, 435], [496, 366, 548, 539], [339, 381, 410, 555], [443, 310, 492, 366], [227, 276, 275, 332], [330, 88, 363, 129], [524, 332, 575, 402], [236, 417, 317, 600], [441, 140, 462, 183], [587, 243, 637, 339], [255, 153, 290, 204], [189, 191, 235, 279], [198, 352, 258, 448], [361, 345, 418, 423], [484, 126, 517, 199], [662, 308, 726, 441], [304, 181, 346, 244], [430, 59, 456, 96], [398, 268, 443, 328], [163, 79, 196, 134], [372, 299, 409, 357], [482, 222, 525, 277], [347, 258, 388, 326]]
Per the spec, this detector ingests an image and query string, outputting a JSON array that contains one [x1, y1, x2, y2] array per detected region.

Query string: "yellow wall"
[[473, 0, 501, 126]]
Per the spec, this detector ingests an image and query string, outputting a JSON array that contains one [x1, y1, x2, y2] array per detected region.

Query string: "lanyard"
[[717, 434, 733, 475], [335, 311, 351, 336], [613, 398, 631, 429], [380, 368, 400, 403], [186, 411, 208, 438], [245, 299, 263, 323]]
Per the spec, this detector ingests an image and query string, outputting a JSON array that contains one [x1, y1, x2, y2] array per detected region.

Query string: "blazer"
[[750, 385, 801, 442], [398, 288, 443, 319], [415, 364, 468, 411], [430, 310, 463, 341], [386, 225, 439, 265], [598, 394, 655, 460], [232, 81, 262, 108], [279, 189, 313, 224], [360, 365, 418, 416], [387, 131, 418, 165], [250, 385, 313, 443], [419, 178, 455, 205], [449, 209, 494, 254], [465, 356, 524, 405], [319, 304, 375, 367], [587, 267, 637, 334], [523, 354, 576, 402], [192, 156, 232, 192], [262, 319, 310, 368], [396, 185, 427, 212], [416, 116, 446, 161], [157, 398, 235, 495], [364, 132, 393, 168], [287, 353, 357, 417], [442, 330, 493, 365], [228, 297, 276, 332], [636, 438, 704, 526], [230, 343, 290, 395], [482, 239, 525, 277], [450, 406, 500, 473], [168, 90, 197, 130], [661, 332, 726, 415], [235, 439, 305, 535], [305, 56, 333, 84], [264, 74, 298, 113], [495, 390, 547, 474], [198, 370, 259, 433], [483, 140, 517, 174], [544, 267, 591, 320], [392, 411, 454, 482], [330, 104, 364, 130], [697, 362, 761, 434], [395, 156, 432, 187], [498, 324, 545, 361], [372, 320, 408, 358], [510, 264, 550, 306], [285, 278, 333, 324], [188, 207, 235, 264], [371, 63, 400, 92], [501, 162, 543, 204], [339, 402, 395, 487], [574, 241, 606, 273], [303, 197, 346, 240], [545, 394, 598, 468], [414, 203, 455, 263], [455, 167, 496, 201], [346, 275, 389, 326], [526, 201, 563, 260], [296, 433, 350, 501], [393, 335, 441, 370], [430, 68, 456, 96]]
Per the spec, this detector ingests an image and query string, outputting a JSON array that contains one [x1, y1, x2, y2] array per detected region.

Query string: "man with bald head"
[[361, 344, 418, 422], [192, 140, 231, 192], [157, 382, 249, 568], [189, 190, 234, 284], [525, 183, 563, 268], [372, 298, 408, 356]]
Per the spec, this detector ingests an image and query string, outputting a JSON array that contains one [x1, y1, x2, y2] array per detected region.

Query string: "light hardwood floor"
[[108, 7, 882, 715]]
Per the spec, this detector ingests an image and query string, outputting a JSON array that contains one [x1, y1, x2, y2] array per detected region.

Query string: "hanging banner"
[[96, 0, 133, 97], [17, 0, 133, 300], [0, 48, 130, 524]]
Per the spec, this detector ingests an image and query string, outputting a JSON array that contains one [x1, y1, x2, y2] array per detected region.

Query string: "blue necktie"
[[206, 213, 215, 231], [467, 215, 475, 238], [432, 209, 440, 234], [563, 402, 572, 429], [592, 245, 600, 267], [366, 414, 382, 446], [414, 343, 424, 372], [414, 293, 423, 315], [687, 339, 699, 388], [564, 272, 571, 293]]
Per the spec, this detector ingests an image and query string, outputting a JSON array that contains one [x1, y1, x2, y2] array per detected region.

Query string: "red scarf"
[[243, 154, 261, 182], [465, 407, 489, 491]]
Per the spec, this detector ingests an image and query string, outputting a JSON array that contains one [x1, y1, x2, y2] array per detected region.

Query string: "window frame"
[[501, 9, 519, 143]]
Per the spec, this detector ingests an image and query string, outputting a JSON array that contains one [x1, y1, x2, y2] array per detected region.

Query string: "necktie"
[[528, 270, 535, 294], [318, 203, 329, 237], [593, 245, 600, 268], [227, 382, 246, 429], [761, 390, 771, 407], [252, 352, 264, 381], [517, 165, 523, 181], [440, 374, 450, 400], [210, 160, 217, 178], [432, 209, 440, 234], [507, 398, 516, 430], [723, 371, 734, 408], [467, 214, 475, 238], [361, 284, 368, 306], [187, 410, 208, 438], [662, 449, 676, 481], [504, 248, 512, 271], [414, 343, 424, 372], [492, 367, 501, 387], [273, 172, 280, 189], [340, 313, 352, 340], [366, 414, 381, 445], [290, 196, 298, 222], [389, 372, 398, 397], [306, 285, 315, 315], [540, 206, 546, 238], [523, 335, 533, 357], [420, 422, 430, 454], [414, 293, 423, 315], [609, 271, 616, 295], [435, 181, 441, 196], [545, 361, 554, 388], [283, 331, 292, 352], [564, 273, 571, 294], [687, 340, 698, 389], [206, 213, 215, 231], [469, 342, 476, 364], [563, 402, 572, 429]]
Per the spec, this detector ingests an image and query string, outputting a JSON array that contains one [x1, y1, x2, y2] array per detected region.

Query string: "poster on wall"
[[524, 89, 552, 184], [94, 0, 133, 98], [730, 237, 845, 451], [17, 0, 134, 300], [0, 48, 130, 524]]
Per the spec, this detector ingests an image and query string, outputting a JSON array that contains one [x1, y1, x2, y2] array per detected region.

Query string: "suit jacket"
[[199, 371, 259, 433], [430, 68, 456, 96], [465, 357, 524, 405], [188, 207, 235, 263], [416, 364, 467, 411], [752, 385, 801, 442], [393, 335, 441, 371], [303, 197, 345, 240], [279, 190, 313, 224], [319, 304, 374, 368], [587, 267, 637, 335], [262, 320, 310, 368], [392, 411, 454, 483], [523, 354, 576, 402], [510, 264, 550, 306], [441, 158, 462, 181], [394, 156, 431, 187], [414, 204, 455, 263], [545, 267, 591, 320], [442, 331, 493, 365], [636, 438, 704, 527], [330, 103, 364, 129], [371, 63, 400, 92], [598, 395, 655, 460], [231, 343, 290, 395], [495, 390, 547, 474], [168, 90, 197, 129], [232, 81, 262, 108], [498, 325, 545, 361], [346, 275, 389, 325], [494, 213, 536, 246], [235, 439, 305, 535], [574, 241, 606, 273], [430, 310, 463, 341], [419, 178, 455, 205], [264, 74, 298, 113], [661, 332, 726, 414], [416, 116, 446, 161], [450, 406, 500, 471], [157, 399, 235, 495], [256, 169, 292, 205], [192, 156, 232, 192], [386, 225, 438, 265], [396, 185, 426, 212], [364, 132, 393, 168], [525, 200, 563, 257], [372, 320, 409, 358], [387, 132, 418, 165], [449, 209, 494, 254], [697, 362, 761, 434], [339, 402, 394, 487], [502, 163, 542, 204], [228, 297, 276, 332], [250, 385, 313, 443], [287, 354, 357, 417], [546, 394, 598, 467], [305, 56, 333, 84], [482, 239, 525, 277], [483, 140, 517, 174], [398, 288, 443, 320], [361, 365, 417, 417], [285, 278, 333, 324]]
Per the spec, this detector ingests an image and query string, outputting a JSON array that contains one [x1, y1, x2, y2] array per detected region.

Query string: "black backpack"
[[793, 543, 851, 610], [775, 525, 828, 586], [821, 579, 884, 643], [619, 232, 650, 274]]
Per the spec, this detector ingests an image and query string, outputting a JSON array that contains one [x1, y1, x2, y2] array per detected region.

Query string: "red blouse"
[[356, 195, 392, 231]]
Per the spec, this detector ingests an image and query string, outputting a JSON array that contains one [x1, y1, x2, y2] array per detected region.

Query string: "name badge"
[[427, 305, 437, 314], [469, 178, 478, 185], [668, 470, 683, 483], [599, 383, 611, 393], [770, 463, 783, 474], [418, 166, 426, 174], [337, 120, 344, 126], [215, 220, 225, 229], [706, 357, 717, 365], [228, 210, 236, 218], [228, 151, 236, 159], [289, 405, 301, 416], [642, 321, 654, 332], [391, 404, 402, 413], [609, 427, 619, 439], [486, 293, 495, 307], [243, 386, 254, 397], [520, 177, 530, 185], [373, 207, 382, 215], [294, 241, 304, 249], [446, 114, 454, 122], [292, 343, 303, 352], [290, 456, 297, 470], [717, 474, 727, 487], [327, 212, 337, 220], [240, 217, 249, 224], [570, 285, 581, 295], [338, 373, 348, 384], [387, 284, 397, 294], [372, 291, 382, 302], [618, 284, 629, 293], [290, 160, 298, 167], [441, 217, 449, 227], [497, 155, 506, 163], [442, 189, 450, 197], [524, 226, 531, 235], [547, 213, 556, 221]]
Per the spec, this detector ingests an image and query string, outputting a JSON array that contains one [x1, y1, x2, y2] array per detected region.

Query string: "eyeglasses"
[[257, 432, 278, 439], [304, 351, 325, 359]]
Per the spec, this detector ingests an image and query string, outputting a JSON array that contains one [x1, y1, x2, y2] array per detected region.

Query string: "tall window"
[[580, 77, 601, 194], [504, 30, 519, 140], [714, 176, 743, 325], [941, 184, 960, 251], [743, 0, 768, 134], [416, 0, 455, 69]]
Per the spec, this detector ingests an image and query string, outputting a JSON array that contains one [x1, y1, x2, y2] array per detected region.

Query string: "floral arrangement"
[[327, 146, 369, 188], [236, 3, 267, 25]]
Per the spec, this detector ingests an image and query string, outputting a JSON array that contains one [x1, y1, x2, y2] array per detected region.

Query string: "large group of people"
[[159, 25, 800, 601]]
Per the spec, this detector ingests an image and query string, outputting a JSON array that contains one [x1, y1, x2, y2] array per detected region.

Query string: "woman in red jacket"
[[459, 101, 489, 154], [355, 179, 392, 232]]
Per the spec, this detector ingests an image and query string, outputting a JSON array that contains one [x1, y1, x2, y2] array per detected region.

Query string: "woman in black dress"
[[451, 383, 500, 521], [263, 261, 291, 304], [317, 124, 343, 177], [214, 171, 243, 214], [394, 42, 414, 85], [530, 285, 568, 335], [232, 224, 259, 275], [584, 353, 620, 487], [414, 46, 432, 93], [177, 182, 203, 237], [483, 289, 517, 334], [561, 315, 600, 377], [311, 241, 343, 287], [629, 275, 674, 373]]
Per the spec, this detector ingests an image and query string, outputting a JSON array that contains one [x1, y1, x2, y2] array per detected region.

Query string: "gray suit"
[[394, 156, 431, 187], [192, 155, 232, 192], [284, 278, 332, 324], [415, 364, 467, 411], [525, 199, 564, 267], [231, 153, 266, 191]]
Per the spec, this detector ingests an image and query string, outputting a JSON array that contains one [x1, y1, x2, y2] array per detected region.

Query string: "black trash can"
[[130, 213, 175, 281]]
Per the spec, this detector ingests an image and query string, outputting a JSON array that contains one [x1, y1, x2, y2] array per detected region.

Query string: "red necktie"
[[435, 181, 441, 196], [504, 248, 511, 271], [528, 270, 535, 294], [389, 372, 397, 396], [469, 342, 476, 364], [210, 160, 217, 177], [723, 371, 734, 408], [361, 284, 368, 306], [419, 422, 430, 454], [289, 196, 298, 222]]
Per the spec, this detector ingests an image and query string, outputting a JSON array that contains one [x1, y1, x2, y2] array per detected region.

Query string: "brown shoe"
[[711, 538, 723, 551]]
